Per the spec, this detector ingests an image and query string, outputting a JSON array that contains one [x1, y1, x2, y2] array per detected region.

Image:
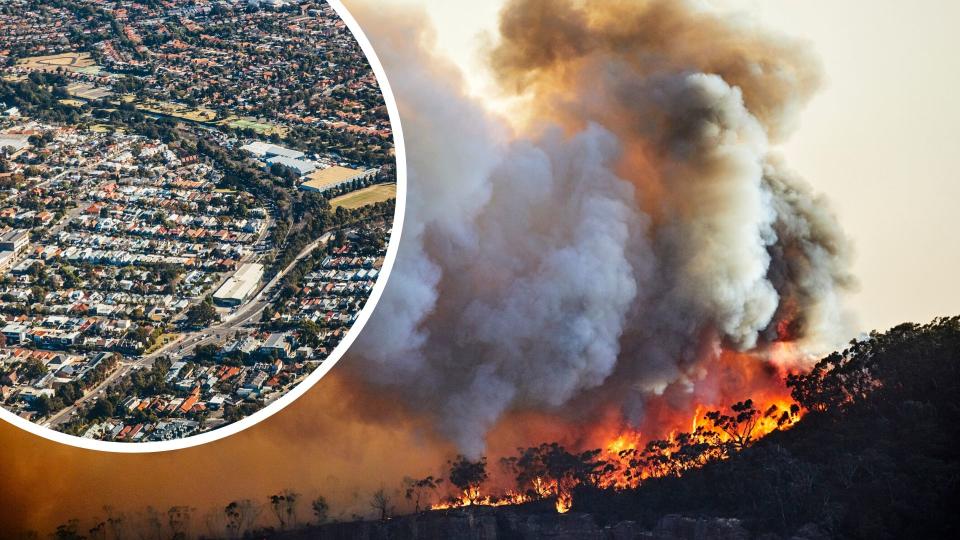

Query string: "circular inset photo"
[[0, 0, 404, 451]]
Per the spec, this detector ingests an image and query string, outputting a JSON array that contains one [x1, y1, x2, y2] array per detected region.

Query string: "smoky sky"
[[354, 0, 855, 455]]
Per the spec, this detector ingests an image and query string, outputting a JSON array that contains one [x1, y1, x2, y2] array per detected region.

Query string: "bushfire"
[[430, 383, 802, 514], [430, 479, 574, 514]]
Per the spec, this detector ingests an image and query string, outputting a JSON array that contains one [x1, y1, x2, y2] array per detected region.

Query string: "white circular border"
[[0, 0, 407, 453]]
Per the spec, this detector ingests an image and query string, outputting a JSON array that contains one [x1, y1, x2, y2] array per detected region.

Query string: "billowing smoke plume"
[[354, 0, 854, 456], [0, 2, 858, 533]]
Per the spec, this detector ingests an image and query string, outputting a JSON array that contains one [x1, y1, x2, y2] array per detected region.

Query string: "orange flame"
[[431, 344, 810, 514], [430, 486, 534, 511]]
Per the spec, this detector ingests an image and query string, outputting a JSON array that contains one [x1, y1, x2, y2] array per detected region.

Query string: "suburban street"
[[41, 231, 332, 429]]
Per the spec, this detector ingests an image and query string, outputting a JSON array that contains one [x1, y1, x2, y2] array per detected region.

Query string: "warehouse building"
[[0, 229, 30, 254], [212, 263, 264, 307], [240, 141, 304, 160], [266, 155, 317, 176]]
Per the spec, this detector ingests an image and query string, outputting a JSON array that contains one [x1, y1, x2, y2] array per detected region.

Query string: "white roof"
[[241, 141, 305, 160], [266, 155, 317, 175], [0, 135, 29, 153], [213, 263, 264, 302]]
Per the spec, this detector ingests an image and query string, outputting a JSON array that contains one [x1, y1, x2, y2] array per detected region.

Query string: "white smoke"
[[351, 0, 855, 455], [644, 72, 780, 351]]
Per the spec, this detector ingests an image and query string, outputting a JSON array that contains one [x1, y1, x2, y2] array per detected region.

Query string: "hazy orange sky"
[[371, 0, 960, 335]]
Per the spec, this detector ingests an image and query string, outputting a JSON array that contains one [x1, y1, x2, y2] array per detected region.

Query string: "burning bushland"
[[353, 0, 854, 461], [427, 396, 799, 515]]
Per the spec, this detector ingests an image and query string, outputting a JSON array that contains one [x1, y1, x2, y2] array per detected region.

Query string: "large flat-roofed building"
[[240, 141, 305, 160], [1, 322, 29, 345], [259, 332, 292, 359], [266, 155, 317, 176], [0, 134, 30, 155], [0, 229, 30, 254], [300, 165, 377, 193], [212, 263, 264, 307], [0, 250, 16, 273]]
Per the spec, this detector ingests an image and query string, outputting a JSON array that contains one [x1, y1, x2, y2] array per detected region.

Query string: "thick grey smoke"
[[761, 159, 856, 348], [352, 0, 854, 455]]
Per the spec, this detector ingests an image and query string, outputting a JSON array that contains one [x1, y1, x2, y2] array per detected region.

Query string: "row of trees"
[[40, 490, 329, 540], [419, 397, 793, 511], [0, 73, 84, 125]]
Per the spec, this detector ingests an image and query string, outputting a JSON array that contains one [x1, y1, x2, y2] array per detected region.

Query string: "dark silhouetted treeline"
[[571, 316, 960, 539]]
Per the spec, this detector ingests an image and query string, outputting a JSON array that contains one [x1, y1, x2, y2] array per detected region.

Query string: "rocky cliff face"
[[271, 507, 829, 540]]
